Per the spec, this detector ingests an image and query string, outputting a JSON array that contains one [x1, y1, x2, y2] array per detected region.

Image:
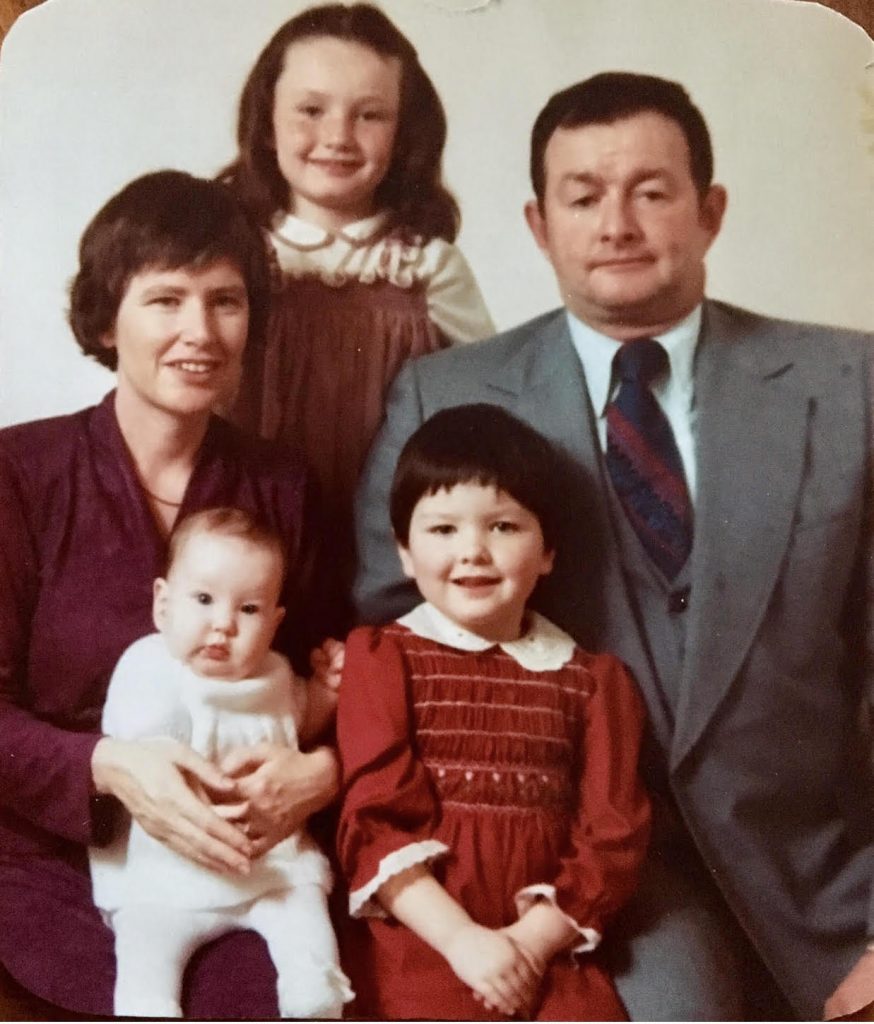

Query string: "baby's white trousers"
[[111, 884, 350, 1018]]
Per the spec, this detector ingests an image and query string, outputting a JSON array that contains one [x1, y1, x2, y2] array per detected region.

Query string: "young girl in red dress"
[[337, 404, 651, 1020], [219, 4, 494, 618]]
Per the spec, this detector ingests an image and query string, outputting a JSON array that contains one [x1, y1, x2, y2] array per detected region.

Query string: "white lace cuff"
[[349, 840, 449, 918], [514, 883, 601, 953]]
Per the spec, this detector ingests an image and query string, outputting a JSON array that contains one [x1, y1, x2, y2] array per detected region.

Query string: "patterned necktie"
[[605, 339, 693, 579]]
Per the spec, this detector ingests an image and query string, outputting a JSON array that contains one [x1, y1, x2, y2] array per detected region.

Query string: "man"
[[353, 72, 874, 1020]]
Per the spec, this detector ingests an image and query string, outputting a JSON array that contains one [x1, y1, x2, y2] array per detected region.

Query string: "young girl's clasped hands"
[[337, 405, 651, 1020]]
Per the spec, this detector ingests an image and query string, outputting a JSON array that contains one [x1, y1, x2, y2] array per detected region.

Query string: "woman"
[[0, 170, 338, 1017]]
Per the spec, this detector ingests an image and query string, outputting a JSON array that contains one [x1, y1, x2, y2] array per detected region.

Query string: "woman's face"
[[102, 259, 249, 421]]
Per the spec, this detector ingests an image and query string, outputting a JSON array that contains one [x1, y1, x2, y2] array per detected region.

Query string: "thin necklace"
[[142, 485, 182, 508]]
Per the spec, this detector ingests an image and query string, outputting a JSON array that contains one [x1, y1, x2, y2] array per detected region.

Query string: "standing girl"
[[219, 3, 494, 615], [336, 404, 651, 1020]]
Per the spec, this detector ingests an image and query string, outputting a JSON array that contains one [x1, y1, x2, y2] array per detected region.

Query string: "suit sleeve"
[[859, 350, 874, 938], [0, 443, 106, 844], [515, 653, 651, 948], [336, 627, 448, 918], [352, 363, 427, 624]]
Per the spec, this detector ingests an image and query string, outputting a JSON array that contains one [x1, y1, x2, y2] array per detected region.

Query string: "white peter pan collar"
[[397, 602, 576, 671], [271, 210, 389, 251]]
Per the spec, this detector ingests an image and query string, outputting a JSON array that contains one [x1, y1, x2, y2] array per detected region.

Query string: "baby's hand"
[[309, 638, 345, 692], [443, 923, 540, 1016]]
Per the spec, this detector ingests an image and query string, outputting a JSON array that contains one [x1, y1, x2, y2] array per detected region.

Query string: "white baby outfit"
[[89, 633, 352, 1019]]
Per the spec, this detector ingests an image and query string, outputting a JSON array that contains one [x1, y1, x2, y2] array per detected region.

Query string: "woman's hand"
[[219, 743, 339, 856], [309, 638, 345, 693], [443, 922, 541, 1016], [91, 737, 252, 874]]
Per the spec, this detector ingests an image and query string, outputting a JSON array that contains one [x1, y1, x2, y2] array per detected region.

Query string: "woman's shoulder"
[[0, 403, 100, 485]]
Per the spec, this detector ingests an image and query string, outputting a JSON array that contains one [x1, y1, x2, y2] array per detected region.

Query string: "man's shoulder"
[[704, 299, 873, 357], [411, 307, 567, 380]]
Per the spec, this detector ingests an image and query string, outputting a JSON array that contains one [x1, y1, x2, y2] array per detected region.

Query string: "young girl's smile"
[[272, 36, 401, 231], [397, 483, 554, 643]]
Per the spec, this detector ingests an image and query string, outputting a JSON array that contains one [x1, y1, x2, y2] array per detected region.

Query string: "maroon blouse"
[[0, 391, 322, 1016]]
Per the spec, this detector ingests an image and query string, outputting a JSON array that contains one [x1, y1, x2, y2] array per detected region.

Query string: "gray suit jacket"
[[354, 299, 874, 1018]]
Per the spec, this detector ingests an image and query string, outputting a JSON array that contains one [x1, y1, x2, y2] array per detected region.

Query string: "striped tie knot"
[[614, 338, 668, 385]]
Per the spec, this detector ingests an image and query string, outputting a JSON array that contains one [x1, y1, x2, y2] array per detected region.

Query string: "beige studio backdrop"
[[0, 0, 872, 428]]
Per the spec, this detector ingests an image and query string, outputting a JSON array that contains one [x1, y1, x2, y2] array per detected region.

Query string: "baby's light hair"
[[166, 508, 287, 581]]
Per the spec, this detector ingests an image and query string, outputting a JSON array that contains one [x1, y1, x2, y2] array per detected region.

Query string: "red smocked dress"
[[231, 212, 494, 623], [337, 604, 651, 1021]]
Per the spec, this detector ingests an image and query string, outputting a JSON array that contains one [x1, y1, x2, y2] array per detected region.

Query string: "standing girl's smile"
[[272, 36, 401, 231], [398, 483, 554, 643]]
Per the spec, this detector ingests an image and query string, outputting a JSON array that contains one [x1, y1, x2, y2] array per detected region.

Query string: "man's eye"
[[571, 195, 597, 208], [149, 294, 179, 307], [195, 592, 212, 605]]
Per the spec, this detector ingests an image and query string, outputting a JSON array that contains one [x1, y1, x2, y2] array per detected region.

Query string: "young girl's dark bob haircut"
[[390, 404, 563, 552], [218, 3, 459, 242]]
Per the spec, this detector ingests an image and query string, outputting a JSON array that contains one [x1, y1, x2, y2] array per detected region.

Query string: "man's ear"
[[524, 199, 550, 256], [700, 183, 728, 240], [396, 541, 416, 580], [152, 578, 168, 632]]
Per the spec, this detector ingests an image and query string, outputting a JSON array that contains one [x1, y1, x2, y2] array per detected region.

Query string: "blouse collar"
[[271, 210, 389, 250], [397, 602, 576, 671]]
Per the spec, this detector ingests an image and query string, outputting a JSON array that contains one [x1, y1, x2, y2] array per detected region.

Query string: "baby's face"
[[153, 532, 285, 680]]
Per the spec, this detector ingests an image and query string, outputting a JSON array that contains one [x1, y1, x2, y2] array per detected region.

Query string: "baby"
[[89, 507, 352, 1019]]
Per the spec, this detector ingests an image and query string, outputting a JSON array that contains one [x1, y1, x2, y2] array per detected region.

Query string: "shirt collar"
[[397, 602, 576, 671], [566, 304, 702, 417], [271, 210, 389, 250]]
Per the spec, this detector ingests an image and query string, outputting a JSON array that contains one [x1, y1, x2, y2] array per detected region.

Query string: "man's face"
[[525, 111, 726, 339]]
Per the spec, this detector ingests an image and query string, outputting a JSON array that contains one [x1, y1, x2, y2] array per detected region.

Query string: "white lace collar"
[[397, 602, 576, 671], [271, 210, 389, 250]]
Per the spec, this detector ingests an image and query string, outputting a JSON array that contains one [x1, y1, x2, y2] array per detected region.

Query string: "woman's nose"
[[180, 299, 212, 343]]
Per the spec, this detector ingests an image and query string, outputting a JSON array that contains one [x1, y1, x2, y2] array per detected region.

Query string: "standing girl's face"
[[271, 36, 401, 232]]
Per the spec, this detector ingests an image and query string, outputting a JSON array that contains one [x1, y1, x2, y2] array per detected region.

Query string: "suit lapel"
[[478, 313, 674, 748], [670, 302, 812, 770]]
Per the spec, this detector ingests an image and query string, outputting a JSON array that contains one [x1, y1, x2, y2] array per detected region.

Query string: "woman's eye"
[[241, 603, 259, 615], [195, 592, 212, 605], [427, 524, 454, 536], [149, 294, 179, 308], [493, 521, 519, 533], [298, 104, 322, 117], [360, 109, 387, 122]]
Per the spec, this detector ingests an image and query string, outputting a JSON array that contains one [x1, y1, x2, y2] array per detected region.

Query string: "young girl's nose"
[[459, 530, 490, 563]]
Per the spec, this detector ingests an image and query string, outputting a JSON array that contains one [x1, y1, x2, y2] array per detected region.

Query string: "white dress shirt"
[[565, 306, 701, 500]]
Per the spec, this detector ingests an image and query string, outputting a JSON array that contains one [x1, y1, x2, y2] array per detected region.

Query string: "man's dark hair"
[[530, 71, 714, 204]]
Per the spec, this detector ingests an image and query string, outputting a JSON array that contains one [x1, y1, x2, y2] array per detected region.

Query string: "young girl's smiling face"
[[397, 483, 554, 643], [271, 36, 401, 232]]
